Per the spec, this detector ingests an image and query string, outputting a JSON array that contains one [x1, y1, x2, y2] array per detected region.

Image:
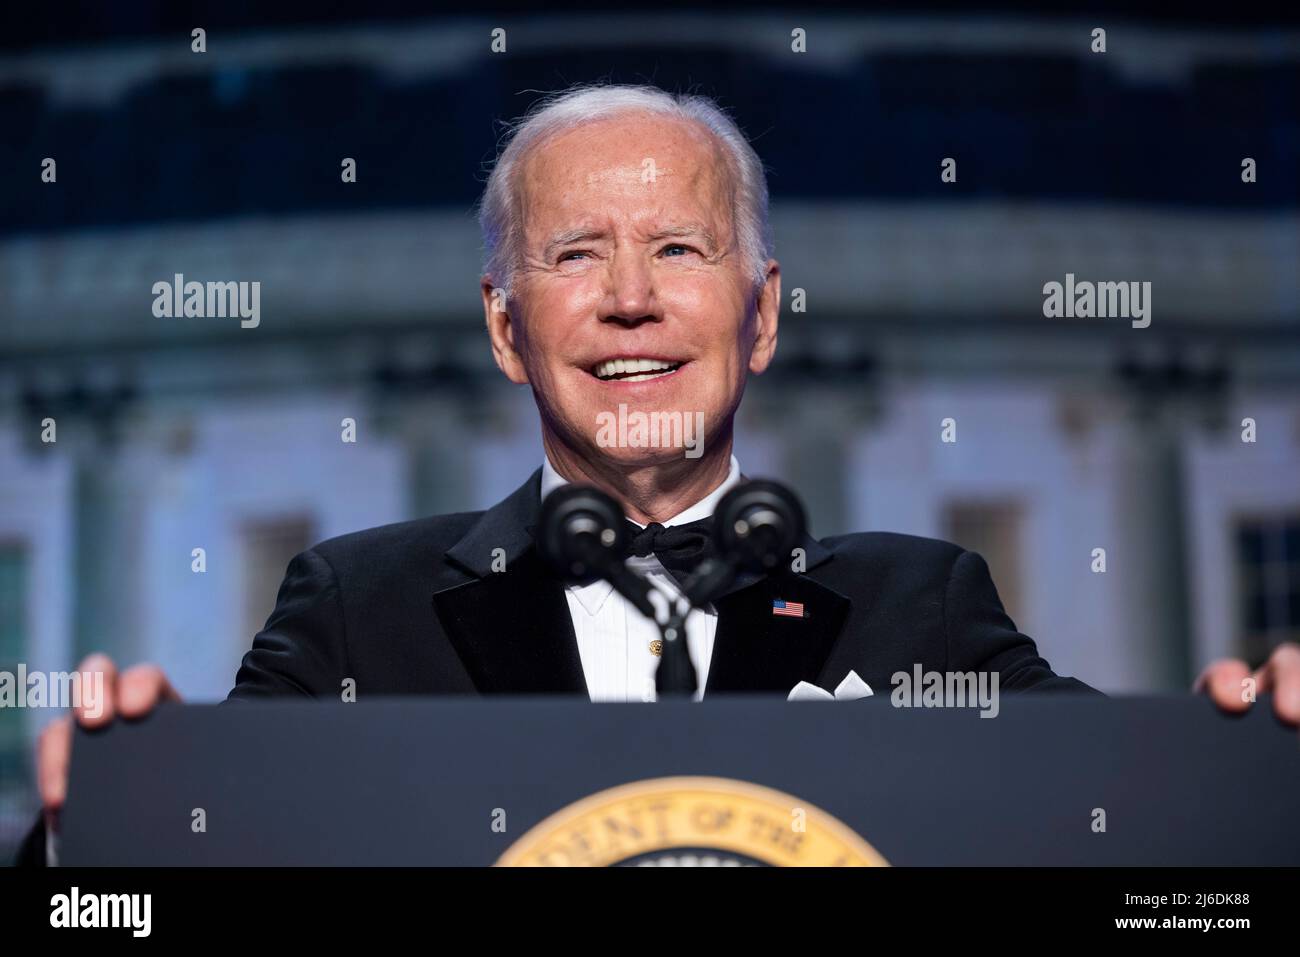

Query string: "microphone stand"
[[653, 557, 739, 698], [589, 552, 711, 699]]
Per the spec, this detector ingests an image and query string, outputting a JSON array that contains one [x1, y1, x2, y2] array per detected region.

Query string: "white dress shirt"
[[540, 455, 742, 702]]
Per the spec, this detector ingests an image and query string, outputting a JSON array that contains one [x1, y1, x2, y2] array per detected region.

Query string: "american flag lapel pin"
[[772, 598, 806, 619]]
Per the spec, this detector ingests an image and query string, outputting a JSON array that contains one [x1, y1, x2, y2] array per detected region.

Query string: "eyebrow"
[[645, 223, 718, 248], [543, 228, 608, 259], [542, 223, 718, 259]]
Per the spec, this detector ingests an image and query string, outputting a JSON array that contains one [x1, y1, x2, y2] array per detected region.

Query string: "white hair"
[[477, 84, 772, 299]]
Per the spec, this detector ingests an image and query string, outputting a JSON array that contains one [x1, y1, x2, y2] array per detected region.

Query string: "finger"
[[1253, 643, 1300, 725], [117, 664, 182, 718], [1195, 659, 1253, 713], [36, 715, 73, 812], [74, 654, 118, 729]]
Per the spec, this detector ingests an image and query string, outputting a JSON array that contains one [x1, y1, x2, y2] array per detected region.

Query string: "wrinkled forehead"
[[515, 113, 737, 242]]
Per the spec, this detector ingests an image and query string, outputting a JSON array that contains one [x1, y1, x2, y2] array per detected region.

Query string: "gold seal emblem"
[[496, 776, 887, 867]]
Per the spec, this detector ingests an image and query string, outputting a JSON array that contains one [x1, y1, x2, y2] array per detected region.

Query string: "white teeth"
[[593, 358, 679, 380], [621, 371, 670, 382]]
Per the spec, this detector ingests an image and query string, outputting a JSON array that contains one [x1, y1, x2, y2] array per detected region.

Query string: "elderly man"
[[23, 84, 1300, 864]]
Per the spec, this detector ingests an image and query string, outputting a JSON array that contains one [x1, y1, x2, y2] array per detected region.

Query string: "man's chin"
[[543, 405, 718, 469], [586, 444, 707, 469]]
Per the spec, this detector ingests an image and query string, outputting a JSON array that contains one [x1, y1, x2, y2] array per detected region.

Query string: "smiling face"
[[482, 111, 779, 475]]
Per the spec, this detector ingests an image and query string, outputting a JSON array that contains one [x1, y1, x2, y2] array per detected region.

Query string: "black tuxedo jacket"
[[228, 468, 1096, 700], [16, 468, 1095, 866]]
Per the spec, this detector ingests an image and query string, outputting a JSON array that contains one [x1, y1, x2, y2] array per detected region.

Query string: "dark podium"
[[61, 695, 1300, 866]]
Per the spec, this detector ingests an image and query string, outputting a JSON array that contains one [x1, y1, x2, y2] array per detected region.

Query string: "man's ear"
[[482, 276, 530, 385], [747, 260, 781, 375]]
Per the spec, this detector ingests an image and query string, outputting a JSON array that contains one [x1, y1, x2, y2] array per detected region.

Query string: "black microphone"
[[673, 479, 808, 609], [711, 479, 806, 574], [536, 484, 657, 621]]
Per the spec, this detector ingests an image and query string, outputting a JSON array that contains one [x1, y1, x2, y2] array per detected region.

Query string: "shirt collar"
[[539, 454, 742, 615]]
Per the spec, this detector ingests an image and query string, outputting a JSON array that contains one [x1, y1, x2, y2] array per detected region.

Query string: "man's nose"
[[600, 248, 659, 326]]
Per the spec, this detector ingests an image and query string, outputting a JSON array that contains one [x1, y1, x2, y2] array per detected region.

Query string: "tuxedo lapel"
[[704, 537, 852, 695], [433, 550, 587, 695], [432, 470, 588, 696]]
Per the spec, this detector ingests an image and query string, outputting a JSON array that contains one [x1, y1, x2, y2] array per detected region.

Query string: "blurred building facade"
[[1, 12, 1298, 857]]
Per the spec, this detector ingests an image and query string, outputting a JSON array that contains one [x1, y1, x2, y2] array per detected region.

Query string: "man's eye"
[[558, 251, 589, 263], [661, 244, 694, 257]]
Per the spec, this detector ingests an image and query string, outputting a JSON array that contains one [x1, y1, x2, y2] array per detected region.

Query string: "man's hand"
[[36, 654, 181, 835], [1195, 641, 1300, 729]]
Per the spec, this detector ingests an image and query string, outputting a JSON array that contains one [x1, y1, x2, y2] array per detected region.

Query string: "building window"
[[240, 518, 314, 646], [943, 501, 1025, 626], [1234, 514, 1300, 666]]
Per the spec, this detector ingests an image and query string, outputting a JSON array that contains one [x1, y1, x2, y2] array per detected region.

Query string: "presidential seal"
[[496, 776, 888, 866]]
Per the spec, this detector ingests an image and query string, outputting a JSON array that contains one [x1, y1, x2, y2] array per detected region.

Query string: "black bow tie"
[[623, 517, 715, 581]]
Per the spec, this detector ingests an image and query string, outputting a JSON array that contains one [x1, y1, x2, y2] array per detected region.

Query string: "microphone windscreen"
[[537, 484, 629, 583], [712, 480, 806, 572]]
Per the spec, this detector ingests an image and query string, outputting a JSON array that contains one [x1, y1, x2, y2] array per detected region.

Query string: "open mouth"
[[590, 357, 686, 383]]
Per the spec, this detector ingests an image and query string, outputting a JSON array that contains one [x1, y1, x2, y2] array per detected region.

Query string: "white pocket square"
[[787, 670, 874, 702]]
